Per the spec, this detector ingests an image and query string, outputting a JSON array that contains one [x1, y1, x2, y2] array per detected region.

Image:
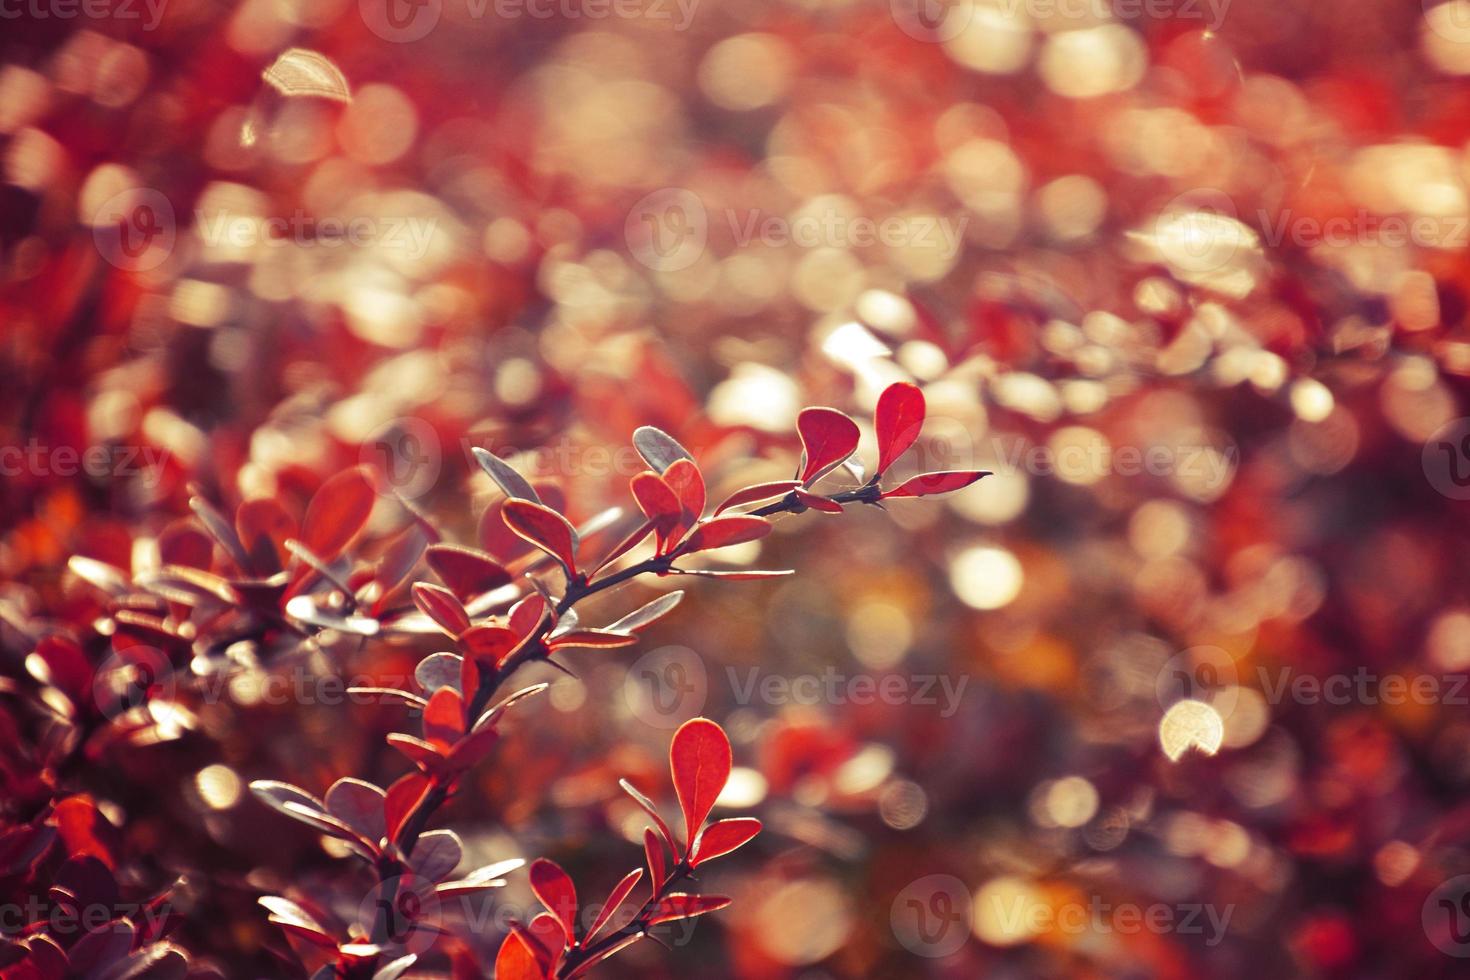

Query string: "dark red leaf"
[[794, 489, 843, 513], [158, 519, 214, 571], [646, 893, 732, 925], [509, 592, 549, 638], [713, 480, 799, 515], [384, 773, 432, 841], [528, 858, 578, 947], [874, 381, 927, 475], [690, 818, 761, 867], [459, 624, 519, 663], [630, 472, 682, 555], [663, 458, 705, 543], [502, 500, 579, 574], [386, 733, 447, 772], [235, 500, 297, 574], [670, 718, 732, 849], [426, 544, 513, 602], [880, 470, 990, 498], [644, 828, 665, 887], [680, 516, 771, 554], [479, 498, 533, 564], [300, 467, 375, 562], [421, 687, 465, 750], [585, 868, 644, 944], [796, 407, 860, 485], [412, 583, 471, 638]]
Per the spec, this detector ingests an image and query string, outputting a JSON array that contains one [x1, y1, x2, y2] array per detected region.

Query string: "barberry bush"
[[2, 383, 982, 978]]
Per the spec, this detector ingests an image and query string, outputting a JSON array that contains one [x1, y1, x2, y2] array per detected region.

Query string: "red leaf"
[[479, 499, 532, 564], [880, 470, 989, 498], [386, 734, 446, 773], [646, 893, 732, 925], [235, 499, 297, 574], [644, 828, 665, 887], [662, 458, 705, 543], [669, 718, 732, 850], [794, 489, 842, 513], [526, 912, 565, 956], [630, 472, 682, 555], [384, 773, 432, 841], [445, 724, 499, 769], [690, 818, 761, 867], [713, 480, 799, 515], [680, 516, 771, 554], [796, 407, 860, 485], [528, 858, 579, 947], [875, 382, 927, 475], [585, 868, 644, 944], [412, 583, 471, 638], [300, 467, 375, 562], [426, 544, 512, 602], [421, 687, 465, 750], [459, 624, 519, 663], [509, 592, 549, 638], [502, 500, 580, 575], [158, 518, 214, 571], [54, 797, 118, 869], [494, 933, 545, 980]]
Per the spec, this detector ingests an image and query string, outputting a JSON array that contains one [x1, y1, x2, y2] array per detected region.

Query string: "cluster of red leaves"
[[1, 379, 982, 978]]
